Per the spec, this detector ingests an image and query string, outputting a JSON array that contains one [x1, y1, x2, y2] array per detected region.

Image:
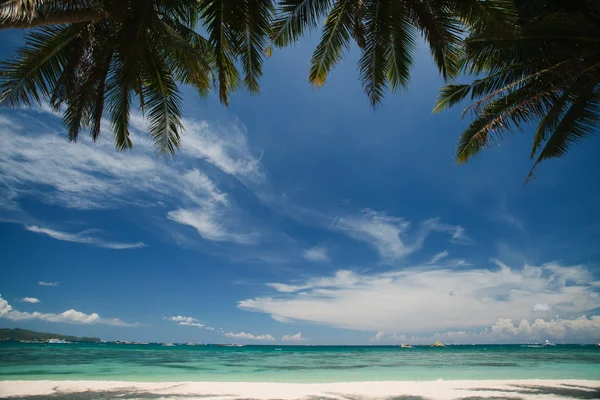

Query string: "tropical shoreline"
[[1, 379, 599, 400]]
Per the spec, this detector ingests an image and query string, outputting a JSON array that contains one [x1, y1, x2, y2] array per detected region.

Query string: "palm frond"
[[106, 56, 133, 151], [527, 86, 600, 182], [358, 0, 390, 107], [386, 0, 415, 91], [157, 16, 213, 96], [238, 0, 273, 93], [142, 34, 184, 155], [270, 0, 332, 47], [455, 80, 557, 163], [200, 0, 240, 105], [447, 0, 517, 33], [405, 0, 462, 80], [433, 83, 472, 113], [0, 24, 83, 107], [308, 0, 353, 87]]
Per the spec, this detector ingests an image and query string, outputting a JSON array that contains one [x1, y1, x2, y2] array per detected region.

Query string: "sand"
[[0, 379, 599, 400]]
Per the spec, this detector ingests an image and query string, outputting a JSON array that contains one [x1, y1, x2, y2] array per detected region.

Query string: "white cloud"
[[370, 332, 384, 341], [532, 303, 552, 312], [266, 270, 359, 293], [179, 120, 264, 183], [0, 109, 260, 246], [164, 315, 205, 327], [332, 210, 467, 262], [428, 250, 449, 264], [38, 281, 59, 287], [0, 295, 137, 327], [167, 208, 258, 245], [435, 316, 600, 343], [388, 333, 408, 342], [18, 297, 41, 304], [303, 246, 329, 262], [238, 261, 600, 339], [281, 332, 307, 341], [26, 225, 145, 249], [223, 332, 275, 341]]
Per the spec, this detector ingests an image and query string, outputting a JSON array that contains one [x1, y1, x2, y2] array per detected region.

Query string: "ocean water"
[[0, 343, 599, 382]]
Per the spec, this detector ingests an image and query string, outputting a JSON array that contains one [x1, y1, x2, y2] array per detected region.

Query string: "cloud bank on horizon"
[[0, 295, 138, 327], [239, 260, 600, 342]]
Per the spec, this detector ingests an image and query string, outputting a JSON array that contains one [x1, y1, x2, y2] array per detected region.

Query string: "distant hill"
[[0, 328, 100, 342]]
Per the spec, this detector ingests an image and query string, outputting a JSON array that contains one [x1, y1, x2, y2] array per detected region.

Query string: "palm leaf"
[[527, 86, 600, 182], [0, 24, 83, 107], [386, 0, 415, 91], [200, 0, 240, 105], [141, 34, 184, 155], [358, 0, 390, 107], [433, 83, 472, 113], [270, 0, 332, 47], [308, 0, 353, 87], [238, 0, 273, 93], [405, 0, 462, 80]]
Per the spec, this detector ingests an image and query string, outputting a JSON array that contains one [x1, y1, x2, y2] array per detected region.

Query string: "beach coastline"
[[1, 379, 599, 400]]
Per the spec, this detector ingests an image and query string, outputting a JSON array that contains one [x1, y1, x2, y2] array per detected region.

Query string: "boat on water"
[[162, 343, 176, 347], [46, 338, 71, 344], [400, 343, 413, 348], [543, 340, 556, 347], [430, 340, 445, 348]]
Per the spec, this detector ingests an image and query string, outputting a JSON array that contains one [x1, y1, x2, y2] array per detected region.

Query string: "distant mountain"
[[0, 328, 100, 342]]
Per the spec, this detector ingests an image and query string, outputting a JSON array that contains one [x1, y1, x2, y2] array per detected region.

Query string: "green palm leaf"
[[386, 0, 415, 91], [527, 86, 600, 182], [358, 0, 390, 107], [200, 0, 240, 105], [142, 34, 184, 155], [270, 0, 331, 47], [0, 24, 83, 107], [238, 0, 273, 93], [308, 0, 353, 87]]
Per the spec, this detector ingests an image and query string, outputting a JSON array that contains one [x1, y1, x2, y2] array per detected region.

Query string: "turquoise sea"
[[0, 343, 599, 382]]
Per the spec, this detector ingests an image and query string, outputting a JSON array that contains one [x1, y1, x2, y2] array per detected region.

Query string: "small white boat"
[[543, 340, 556, 347], [400, 343, 412, 348], [162, 342, 176, 347], [46, 338, 71, 344]]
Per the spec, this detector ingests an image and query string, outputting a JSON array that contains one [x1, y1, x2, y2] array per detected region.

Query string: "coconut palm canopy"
[[0, 0, 274, 154], [0, 0, 517, 154], [434, 0, 600, 181]]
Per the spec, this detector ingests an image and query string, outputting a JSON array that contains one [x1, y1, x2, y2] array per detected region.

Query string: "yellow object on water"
[[430, 340, 446, 347]]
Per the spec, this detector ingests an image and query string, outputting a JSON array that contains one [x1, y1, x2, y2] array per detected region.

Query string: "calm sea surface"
[[1, 343, 599, 382]]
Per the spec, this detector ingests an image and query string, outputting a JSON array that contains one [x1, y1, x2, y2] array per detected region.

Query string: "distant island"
[[0, 328, 100, 343]]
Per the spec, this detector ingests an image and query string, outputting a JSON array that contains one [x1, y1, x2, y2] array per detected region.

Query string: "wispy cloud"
[[427, 250, 449, 264], [18, 297, 40, 304], [370, 332, 384, 342], [332, 210, 468, 262], [238, 261, 600, 337], [303, 246, 329, 262], [26, 225, 145, 249], [281, 332, 307, 341], [164, 315, 205, 327], [0, 109, 262, 247], [223, 331, 275, 341], [38, 281, 59, 287], [0, 295, 138, 327]]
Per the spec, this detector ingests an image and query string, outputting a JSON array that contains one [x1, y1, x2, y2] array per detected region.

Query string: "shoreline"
[[1, 379, 599, 399]]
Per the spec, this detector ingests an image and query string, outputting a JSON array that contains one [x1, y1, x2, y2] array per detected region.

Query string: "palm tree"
[[0, 0, 274, 154], [269, 0, 516, 107], [434, 0, 600, 181]]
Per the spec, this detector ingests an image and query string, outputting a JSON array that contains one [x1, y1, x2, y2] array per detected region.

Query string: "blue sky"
[[1, 28, 599, 345]]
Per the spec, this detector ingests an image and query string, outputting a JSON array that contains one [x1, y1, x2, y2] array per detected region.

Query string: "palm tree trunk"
[[0, 9, 102, 29]]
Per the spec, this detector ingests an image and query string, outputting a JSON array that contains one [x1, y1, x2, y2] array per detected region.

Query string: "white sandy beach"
[[0, 379, 598, 400]]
